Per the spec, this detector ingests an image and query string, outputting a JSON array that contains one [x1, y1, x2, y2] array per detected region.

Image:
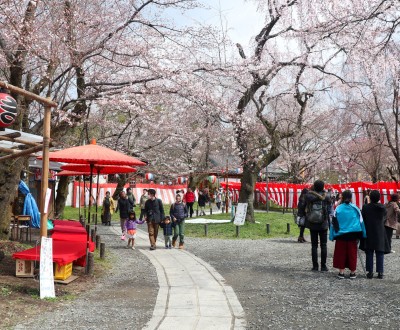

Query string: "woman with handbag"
[[297, 188, 308, 243], [384, 193, 400, 253]]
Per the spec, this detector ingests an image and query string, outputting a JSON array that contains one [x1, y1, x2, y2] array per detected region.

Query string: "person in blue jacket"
[[330, 190, 366, 279]]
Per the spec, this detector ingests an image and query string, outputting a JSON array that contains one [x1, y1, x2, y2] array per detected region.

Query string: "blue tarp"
[[18, 180, 41, 228]]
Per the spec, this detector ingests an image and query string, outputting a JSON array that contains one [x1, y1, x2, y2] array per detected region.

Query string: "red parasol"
[[40, 139, 146, 166], [61, 164, 137, 174]]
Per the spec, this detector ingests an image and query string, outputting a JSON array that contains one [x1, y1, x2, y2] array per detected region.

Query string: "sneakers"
[[168, 244, 172, 249], [150, 246, 156, 250], [391, 250, 395, 253], [337, 273, 345, 279], [125, 246, 130, 249], [311, 266, 319, 271], [377, 273, 384, 279], [165, 245, 169, 249], [320, 265, 329, 272], [349, 273, 357, 279], [396, 236, 399, 239], [297, 237, 306, 243], [132, 246, 135, 250], [367, 272, 373, 279]]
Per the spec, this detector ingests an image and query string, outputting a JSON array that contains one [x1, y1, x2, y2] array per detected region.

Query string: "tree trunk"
[[0, 157, 26, 239], [113, 174, 128, 199], [54, 175, 70, 217], [238, 165, 258, 223]]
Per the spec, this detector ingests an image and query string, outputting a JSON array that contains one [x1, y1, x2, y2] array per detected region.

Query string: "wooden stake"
[[100, 243, 105, 259]]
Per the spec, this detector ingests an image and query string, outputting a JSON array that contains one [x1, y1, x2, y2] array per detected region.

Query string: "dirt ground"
[[0, 241, 102, 329]]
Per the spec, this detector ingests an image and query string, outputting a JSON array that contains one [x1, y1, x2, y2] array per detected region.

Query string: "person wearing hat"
[[144, 188, 165, 250]]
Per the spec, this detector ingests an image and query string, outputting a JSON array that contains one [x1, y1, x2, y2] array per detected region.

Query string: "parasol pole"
[[95, 167, 101, 231], [85, 163, 94, 274], [40, 104, 51, 238], [78, 175, 81, 221]]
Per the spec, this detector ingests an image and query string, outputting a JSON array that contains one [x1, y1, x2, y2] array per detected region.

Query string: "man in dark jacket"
[[116, 191, 130, 234], [170, 194, 188, 249], [144, 189, 165, 250], [300, 180, 332, 271]]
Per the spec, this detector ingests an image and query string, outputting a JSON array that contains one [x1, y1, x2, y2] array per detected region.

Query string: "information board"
[[40, 237, 55, 299], [234, 203, 248, 226]]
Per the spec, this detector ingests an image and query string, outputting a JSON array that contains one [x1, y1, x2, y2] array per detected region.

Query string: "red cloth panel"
[[53, 219, 83, 227], [12, 240, 94, 266], [51, 231, 88, 242], [51, 226, 87, 234]]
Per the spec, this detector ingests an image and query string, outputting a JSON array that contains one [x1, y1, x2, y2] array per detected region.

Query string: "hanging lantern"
[[145, 173, 154, 180], [0, 91, 17, 128], [208, 175, 217, 184], [177, 176, 187, 184]]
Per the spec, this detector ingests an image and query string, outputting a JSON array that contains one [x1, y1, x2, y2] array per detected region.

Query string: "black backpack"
[[307, 192, 326, 224], [103, 197, 111, 209]]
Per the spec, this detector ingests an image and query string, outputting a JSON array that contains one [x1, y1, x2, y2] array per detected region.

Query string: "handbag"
[[121, 234, 126, 241], [296, 216, 305, 226]]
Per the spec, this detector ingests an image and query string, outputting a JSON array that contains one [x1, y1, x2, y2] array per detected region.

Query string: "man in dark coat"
[[144, 188, 165, 250], [116, 191, 130, 234], [361, 190, 388, 279], [300, 180, 332, 271]]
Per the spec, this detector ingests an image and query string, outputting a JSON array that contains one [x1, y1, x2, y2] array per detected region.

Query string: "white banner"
[[234, 203, 248, 226], [40, 237, 55, 299]]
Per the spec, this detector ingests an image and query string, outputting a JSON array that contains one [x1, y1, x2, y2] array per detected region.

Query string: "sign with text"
[[234, 203, 248, 226], [40, 237, 55, 299]]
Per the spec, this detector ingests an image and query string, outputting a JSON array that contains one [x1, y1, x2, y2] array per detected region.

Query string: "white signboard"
[[44, 188, 52, 214], [234, 203, 248, 226], [40, 237, 55, 299]]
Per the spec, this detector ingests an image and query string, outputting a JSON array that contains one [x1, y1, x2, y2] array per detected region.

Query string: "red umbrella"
[[42, 139, 146, 166], [61, 164, 138, 174]]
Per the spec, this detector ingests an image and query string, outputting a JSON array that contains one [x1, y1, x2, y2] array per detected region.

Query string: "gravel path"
[[14, 223, 158, 330], [186, 235, 400, 330]]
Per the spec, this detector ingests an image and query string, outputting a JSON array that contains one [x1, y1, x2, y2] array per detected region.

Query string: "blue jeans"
[[365, 250, 384, 273]]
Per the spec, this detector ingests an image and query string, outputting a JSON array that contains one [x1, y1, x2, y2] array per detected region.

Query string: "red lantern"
[[207, 175, 217, 184], [0, 92, 17, 128], [145, 173, 154, 180], [177, 177, 187, 184]]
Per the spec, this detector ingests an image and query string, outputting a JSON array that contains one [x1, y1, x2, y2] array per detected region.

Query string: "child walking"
[[124, 211, 145, 250], [160, 216, 174, 249]]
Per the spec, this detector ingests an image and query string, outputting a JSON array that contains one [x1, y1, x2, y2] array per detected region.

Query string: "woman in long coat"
[[361, 190, 388, 279]]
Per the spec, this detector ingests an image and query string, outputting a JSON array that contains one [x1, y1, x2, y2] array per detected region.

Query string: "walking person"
[[126, 187, 136, 212], [330, 190, 367, 279], [185, 188, 196, 218], [160, 216, 174, 249], [360, 190, 389, 279], [170, 194, 188, 249], [198, 190, 207, 216], [116, 190, 130, 235], [144, 188, 165, 250], [102, 191, 115, 226], [139, 189, 148, 221], [384, 193, 400, 253], [297, 188, 308, 243], [215, 190, 222, 210], [300, 180, 333, 272], [124, 211, 145, 249]]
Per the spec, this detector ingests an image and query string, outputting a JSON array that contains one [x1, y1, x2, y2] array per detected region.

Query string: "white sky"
[[171, 0, 264, 48]]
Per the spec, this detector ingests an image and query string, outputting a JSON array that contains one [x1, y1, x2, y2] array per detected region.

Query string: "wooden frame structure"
[[0, 81, 57, 238]]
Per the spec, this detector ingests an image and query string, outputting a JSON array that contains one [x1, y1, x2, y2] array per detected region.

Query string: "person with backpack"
[[330, 190, 366, 279], [302, 180, 333, 272], [101, 191, 115, 226], [144, 188, 165, 250], [170, 194, 188, 249]]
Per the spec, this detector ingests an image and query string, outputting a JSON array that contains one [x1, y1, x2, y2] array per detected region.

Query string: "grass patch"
[[185, 211, 301, 239]]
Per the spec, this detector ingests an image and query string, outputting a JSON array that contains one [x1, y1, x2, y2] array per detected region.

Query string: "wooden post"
[[96, 235, 101, 249], [236, 225, 239, 238], [266, 223, 270, 234], [100, 242, 106, 259], [286, 223, 290, 233], [40, 105, 51, 238], [91, 229, 95, 244], [196, 209, 199, 217], [87, 252, 94, 275], [210, 208, 212, 215], [204, 224, 208, 236]]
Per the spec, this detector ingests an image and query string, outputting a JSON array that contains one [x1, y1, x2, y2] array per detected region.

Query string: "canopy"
[[39, 139, 146, 166], [61, 164, 137, 174], [18, 180, 41, 228]]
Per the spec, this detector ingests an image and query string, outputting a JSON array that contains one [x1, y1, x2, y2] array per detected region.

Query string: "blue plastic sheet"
[[18, 180, 41, 228]]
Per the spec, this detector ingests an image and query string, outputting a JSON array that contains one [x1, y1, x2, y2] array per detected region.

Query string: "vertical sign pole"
[[40, 105, 51, 238]]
